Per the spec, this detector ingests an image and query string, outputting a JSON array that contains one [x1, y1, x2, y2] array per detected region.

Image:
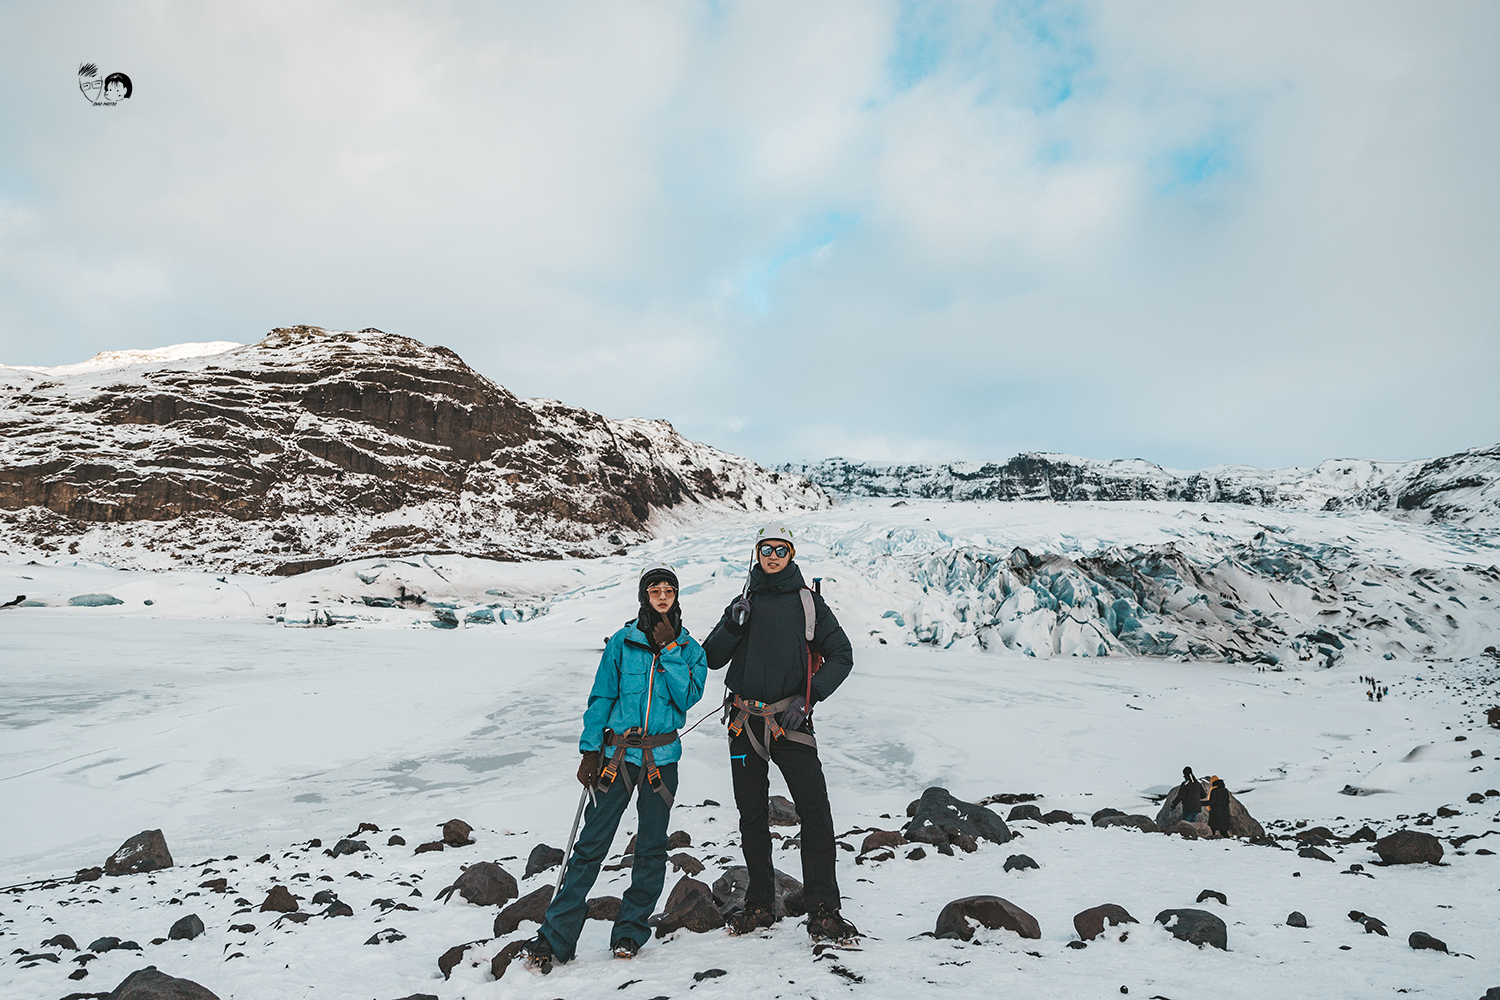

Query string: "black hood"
[[748, 560, 806, 596]]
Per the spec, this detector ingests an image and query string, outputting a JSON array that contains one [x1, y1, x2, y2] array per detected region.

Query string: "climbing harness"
[[599, 644, 677, 806], [720, 582, 825, 758]]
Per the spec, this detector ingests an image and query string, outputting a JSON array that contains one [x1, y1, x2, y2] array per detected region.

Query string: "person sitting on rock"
[[1207, 776, 1231, 838], [525, 563, 707, 970], [704, 522, 856, 942], [1177, 767, 1205, 823]]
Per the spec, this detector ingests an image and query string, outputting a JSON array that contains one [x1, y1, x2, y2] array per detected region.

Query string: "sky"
[[1, 1, 1496, 471]]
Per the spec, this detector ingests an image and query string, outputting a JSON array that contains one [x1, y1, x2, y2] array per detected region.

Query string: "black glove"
[[780, 695, 810, 730], [651, 619, 677, 649], [725, 594, 751, 633], [578, 751, 601, 788]]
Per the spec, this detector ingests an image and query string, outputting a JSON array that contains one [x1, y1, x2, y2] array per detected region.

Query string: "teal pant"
[[538, 762, 678, 959]]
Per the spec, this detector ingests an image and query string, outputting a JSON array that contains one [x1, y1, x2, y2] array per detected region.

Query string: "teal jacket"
[[580, 622, 707, 766]]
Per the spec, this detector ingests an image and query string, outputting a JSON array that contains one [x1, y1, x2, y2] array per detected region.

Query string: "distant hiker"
[[705, 523, 857, 942], [1177, 767, 1205, 823], [525, 563, 707, 970], [1207, 776, 1231, 838]]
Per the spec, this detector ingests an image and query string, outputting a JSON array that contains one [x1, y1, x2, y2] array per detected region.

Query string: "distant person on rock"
[[1177, 767, 1205, 823], [705, 522, 857, 942], [1207, 775, 1231, 838], [525, 563, 707, 970]]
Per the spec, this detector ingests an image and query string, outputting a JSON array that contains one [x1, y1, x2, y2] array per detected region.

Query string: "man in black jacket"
[[704, 522, 856, 941]]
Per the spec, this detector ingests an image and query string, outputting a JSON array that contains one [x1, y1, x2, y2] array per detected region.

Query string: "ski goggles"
[[758, 544, 791, 558]]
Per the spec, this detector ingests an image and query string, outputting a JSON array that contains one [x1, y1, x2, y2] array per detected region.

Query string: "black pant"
[[729, 716, 840, 913]]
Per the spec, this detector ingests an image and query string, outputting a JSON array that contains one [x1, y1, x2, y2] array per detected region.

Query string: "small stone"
[[1154, 908, 1227, 950], [1286, 911, 1307, 928], [310, 889, 339, 905], [860, 830, 907, 854], [325, 839, 368, 858], [525, 844, 565, 878], [934, 895, 1040, 941], [1096, 815, 1158, 833], [668, 830, 693, 849], [228, 924, 255, 933], [321, 901, 354, 918], [1008, 804, 1044, 822], [168, 914, 205, 941], [365, 928, 406, 945], [906, 847, 927, 860], [436, 861, 517, 907], [654, 877, 726, 937], [1408, 930, 1447, 952], [1003, 854, 1039, 872], [669, 853, 705, 876], [489, 939, 528, 980], [587, 896, 622, 921], [1041, 809, 1077, 825], [1195, 890, 1227, 905], [1073, 904, 1137, 941], [260, 885, 299, 912], [438, 942, 476, 979], [41, 934, 78, 951], [1298, 847, 1335, 862], [388, 834, 406, 846], [493, 885, 554, 936], [1348, 910, 1388, 936], [767, 795, 800, 826], [415, 841, 445, 854], [1344, 825, 1378, 842], [1089, 808, 1126, 826], [693, 969, 728, 982], [104, 830, 175, 875], [442, 818, 474, 846]]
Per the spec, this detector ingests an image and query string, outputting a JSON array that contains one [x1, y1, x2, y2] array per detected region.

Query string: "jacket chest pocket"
[[620, 661, 649, 694]]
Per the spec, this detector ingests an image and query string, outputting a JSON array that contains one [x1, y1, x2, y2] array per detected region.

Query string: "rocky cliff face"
[[782, 448, 1500, 529], [0, 326, 826, 572]]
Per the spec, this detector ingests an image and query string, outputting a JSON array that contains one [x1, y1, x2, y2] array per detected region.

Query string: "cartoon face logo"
[[78, 63, 132, 106]]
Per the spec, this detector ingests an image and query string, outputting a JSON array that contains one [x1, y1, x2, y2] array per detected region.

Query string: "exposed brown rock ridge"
[[0, 326, 825, 571]]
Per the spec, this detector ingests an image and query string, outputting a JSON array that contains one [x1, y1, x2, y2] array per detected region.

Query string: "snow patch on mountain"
[[1, 341, 242, 375]]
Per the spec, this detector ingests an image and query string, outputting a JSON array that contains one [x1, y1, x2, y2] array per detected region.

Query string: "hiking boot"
[[806, 905, 860, 943], [612, 938, 640, 959], [728, 903, 776, 935], [523, 935, 554, 974]]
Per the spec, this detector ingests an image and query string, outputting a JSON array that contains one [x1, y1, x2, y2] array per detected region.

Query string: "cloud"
[[1, 0, 1495, 470]]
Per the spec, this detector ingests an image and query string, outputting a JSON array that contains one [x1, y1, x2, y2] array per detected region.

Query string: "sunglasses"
[[646, 583, 677, 595], [758, 544, 790, 558]]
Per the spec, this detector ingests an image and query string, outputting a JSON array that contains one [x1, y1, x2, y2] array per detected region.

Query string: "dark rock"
[[1409, 931, 1447, 953], [415, 841, 445, 854], [859, 830, 907, 854], [442, 819, 474, 846], [1156, 785, 1265, 839], [1437, 805, 1461, 818], [711, 866, 803, 918], [668, 830, 692, 849], [489, 939, 527, 980], [694, 969, 728, 982], [101, 966, 221, 999], [1344, 825, 1378, 843], [669, 853, 705, 876], [104, 830, 174, 876], [259, 885, 299, 913], [436, 862, 517, 907], [1372, 830, 1443, 864], [167, 915, 204, 941], [74, 867, 104, 883], [350, 822, 379, 835], [1003, 854, 1039, 872], [1298, 846, 1335, 862], [310, 889, 339, 905], [198, 878, 228, 893], [1195, 890, 1227, 905], [767, 795, 800, 826], [1154, 909, 1227, 950], [524, 844, 565, 878], [90, 937, 124, 952], [274, 913, 311, 926], [1041, 809, 1079, 825], [1008, 804, 1044, 822], [493, 885, 555, 935], [855, 849, 894, 865], [1160, 820, 1207, 839], [1469, 792, 1486, 804], [1073, 904, 1138, 941], [20, 953, 59, 964], [1090, 808, 1126, 826], [228, 924, 255, 934], [903, 787, 1011, 847], [1296, 826, 1336, 844], [43, 934, 79, 950], [364, 928, 405, 945], [934, 895, 1040, 941], [587, 896, 621, 921], [907, 847, 927, 860], [438, 941, 481, 980], [390, 996, 439, 1000], [1097, 815, 1158, 833], [321, 901, 354, 918], [326, 839, 368, 858], [1481, 989, 1500, 1000], [1286, 911, 1307, 928], [1348, 910, 1388, 936], [655, 877, 725, 937], [387, 835, 406, 846]]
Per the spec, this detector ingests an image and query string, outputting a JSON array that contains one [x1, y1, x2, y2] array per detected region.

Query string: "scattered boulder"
[[587, 896, 622, 921], [1008, 804, 1044, 823], [168, 915, 205, 941], [1195, 890, 1227, 906], [655, 877, 725, 937], [326, 839, 368, 858], [364, 928, 406, 945], [1156, 785, 1264, 838], [1298, 847, 1335, 862], [311, 889, 339, 905], [259, 886, 299, 913], [1344, 825, 1378, 842], [1073, 904, 1137, 941], [1468, 792, 1486, 804], [442, 819, 474, 846], [104, 830, 174, 876], [767, 796, 800, 826], [1154, 909, 1227, 950], [42, 934, 78, 950], [934, 895, 1040, 941], [493, 885, 555, 936], [1003, 854, 1039, 872], [1295, 826, 1336, 845], [415, 841, 444, 854], [321, 901, 354, 918], [1041, 809, 1079, 825], [438, 941, 483, 979], [1372, 830, 1443, 865], [101, 966, 220, 999], [711, 866, 802, 918], [1409, 931, 1447, 953], [1349, 910, 1388, 936], [1287, 911, 1308, 928], [90, 936, 131, 952], [388, 835, 406, 846], [903, 787, 1011, 848], [489, 939, 528, 980], [436, 862, 518, 907], [668, 830, 693, 849], [1097, 815, 1157, 833], [694, 968, 728, 982], [860, 830, 907, 854], [907, 847, 927, 860], [669, 853, 705, 876], [1090, 808, 1126, 826], [525, 844, 565, 878], [1160, 820, 1208, 839]]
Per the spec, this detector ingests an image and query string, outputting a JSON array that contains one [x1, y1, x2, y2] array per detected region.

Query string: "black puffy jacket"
[[704, 561, 853, 705]]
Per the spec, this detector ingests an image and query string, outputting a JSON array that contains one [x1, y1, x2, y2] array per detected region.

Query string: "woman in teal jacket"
[[528, 563, 707, 968]]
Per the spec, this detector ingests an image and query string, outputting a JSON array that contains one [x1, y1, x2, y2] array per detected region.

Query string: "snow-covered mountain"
[[782, 448, 1500, 528], [0, 326, 826, 572]]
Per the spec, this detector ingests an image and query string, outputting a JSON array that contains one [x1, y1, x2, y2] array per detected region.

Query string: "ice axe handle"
[[554, 785, 590, 895]]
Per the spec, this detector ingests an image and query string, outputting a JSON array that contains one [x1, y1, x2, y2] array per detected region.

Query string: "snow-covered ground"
[[2, 500, 1498, 999]]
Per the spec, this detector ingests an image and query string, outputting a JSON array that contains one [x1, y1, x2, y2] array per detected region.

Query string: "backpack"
[[798, 587, 823, 706]]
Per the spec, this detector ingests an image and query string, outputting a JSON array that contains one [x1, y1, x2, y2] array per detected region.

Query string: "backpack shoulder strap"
[[799, 588, 816, 642]]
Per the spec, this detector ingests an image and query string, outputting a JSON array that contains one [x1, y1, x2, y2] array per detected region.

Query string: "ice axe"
[[555, 779, 596, 896]]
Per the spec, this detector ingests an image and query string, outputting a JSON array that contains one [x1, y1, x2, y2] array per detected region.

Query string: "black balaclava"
[[636, 565, 681, 650]]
